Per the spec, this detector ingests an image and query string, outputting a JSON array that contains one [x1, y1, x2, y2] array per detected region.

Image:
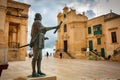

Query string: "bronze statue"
[[29, 13, 62, 77]]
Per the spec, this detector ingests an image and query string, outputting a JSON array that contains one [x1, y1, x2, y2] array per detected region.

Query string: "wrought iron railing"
[[94, 30, 102, 35], [113, 47, 120, 56]]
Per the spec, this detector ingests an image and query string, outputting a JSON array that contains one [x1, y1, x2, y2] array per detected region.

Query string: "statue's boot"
[[32, 72, 40, 77], [32, 59, 40, 77], [37, 58, 46, 76], [37, 71, 46, 75]]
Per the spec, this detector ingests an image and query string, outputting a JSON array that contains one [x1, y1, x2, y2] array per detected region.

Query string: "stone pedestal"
[[0, 64, 9, 76], [14, 76, 56, 80], [28, 76, 56, 80]]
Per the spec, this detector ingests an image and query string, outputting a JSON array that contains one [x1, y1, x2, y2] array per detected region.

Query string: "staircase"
[[90, 50, 101, 57], [89, 50, 105, 60], [66, 52, 75, 59], [110, 47, 120, 62], [54, 51, 75, 59], [113, 47, 120, 56]]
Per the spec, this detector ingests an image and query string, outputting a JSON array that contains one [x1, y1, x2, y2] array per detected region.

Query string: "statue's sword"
[[19, 44, 30, 48], [18, 33, 39, 48]]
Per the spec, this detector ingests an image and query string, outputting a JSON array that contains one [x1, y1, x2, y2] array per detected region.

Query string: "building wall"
[[105, 17, 120, 57], [86, 13, 120, 59], [0, 0, 7, 32], [56, 7, 120, 60], [0, 0, 8, 63], [56, 7, 88, 58], [0, 0, 30, 62], [7, 0, 30, 61], [87, 16, 106, 55]]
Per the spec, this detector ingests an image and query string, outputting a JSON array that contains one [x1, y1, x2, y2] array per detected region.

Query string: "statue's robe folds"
[[30, 20, 56, 52], [30, 20, 44, 51]]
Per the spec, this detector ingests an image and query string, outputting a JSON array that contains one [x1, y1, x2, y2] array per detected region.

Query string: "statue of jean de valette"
[[29, 13, 62, 77]]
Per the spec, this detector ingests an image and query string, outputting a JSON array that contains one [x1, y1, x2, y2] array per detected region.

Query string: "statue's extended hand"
[[58, 21, 63, 26], [54, 21, 63, 34], [44, 37, 49, 40]]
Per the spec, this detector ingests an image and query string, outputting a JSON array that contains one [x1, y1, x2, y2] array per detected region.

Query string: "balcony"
[[94, 30, 102, 35], [93, 24, 102, 36]]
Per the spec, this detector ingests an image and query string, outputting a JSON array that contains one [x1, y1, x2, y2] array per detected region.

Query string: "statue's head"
[[34, 13, 42, 20]]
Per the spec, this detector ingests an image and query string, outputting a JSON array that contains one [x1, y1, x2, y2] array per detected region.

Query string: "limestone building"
[[55, 7, 88, 58], [55, 6, 120, 60], [0, 0, 30, 62], [87, 12, 120, 59]]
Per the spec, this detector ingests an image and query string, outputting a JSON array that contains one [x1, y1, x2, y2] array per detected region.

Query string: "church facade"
[[0, 0, 30, 62], [55, 6, 120, 61], [55, 6, 88, 59]]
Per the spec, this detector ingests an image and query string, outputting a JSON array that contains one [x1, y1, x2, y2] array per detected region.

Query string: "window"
[[97, 38, 101, 45], [88, 27, 91, 34], [64, 14, 66, 18], [64, 24, 67, 32], [93, 24, 102, 35], [111, 32, 117, 43]]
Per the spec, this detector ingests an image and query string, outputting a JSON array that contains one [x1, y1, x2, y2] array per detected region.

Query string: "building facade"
[[0, 0, 30, 62], [87, 15, 106, 58], [55, 6, 120, 60], [87, 12, 120, 59], [55, 7, 88, 58]]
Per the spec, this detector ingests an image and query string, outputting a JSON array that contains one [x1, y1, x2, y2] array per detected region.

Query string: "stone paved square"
[[1, 57, 120, 80]]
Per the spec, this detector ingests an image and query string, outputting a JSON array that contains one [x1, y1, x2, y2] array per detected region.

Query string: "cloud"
[[27, 9, 36, 43], [85, 10, 96, 19], [42, 8, 48, 15], [106, 0, 110, 2], [45, 30, 57, 48], [93, 0, 120, 17]]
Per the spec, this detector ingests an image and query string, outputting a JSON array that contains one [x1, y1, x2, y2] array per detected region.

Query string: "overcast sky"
[[14, 0, 120, 55]]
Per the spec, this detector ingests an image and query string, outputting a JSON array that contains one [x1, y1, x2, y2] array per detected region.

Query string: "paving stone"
[[1, 57, 120, 80]]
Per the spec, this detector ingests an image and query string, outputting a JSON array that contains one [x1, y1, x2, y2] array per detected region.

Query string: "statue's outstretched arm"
[[45, 27, 57, 31], [44, 37, 49, 40], [54, 21, 63, 33], [45, 21, 63, 33], [40, 21, 62, 34], [39, 27, 56, 34]]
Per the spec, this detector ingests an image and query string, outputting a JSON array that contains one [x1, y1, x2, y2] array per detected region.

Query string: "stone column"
[[12, 28, 17, 43], [19, 24, 28, 60], [4, 20, 9, 48], [0, 0, 7, 31], [0, 0, 8, 63]]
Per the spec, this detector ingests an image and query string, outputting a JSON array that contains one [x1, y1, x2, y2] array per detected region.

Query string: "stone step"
[[10, 76, 56, 80]]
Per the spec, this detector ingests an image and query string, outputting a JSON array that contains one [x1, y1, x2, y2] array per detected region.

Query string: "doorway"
[[89, 40, 93, 51], [64, 40, 67, 52], [8, 23, 19, 48], [101, 48, 105, 58]]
